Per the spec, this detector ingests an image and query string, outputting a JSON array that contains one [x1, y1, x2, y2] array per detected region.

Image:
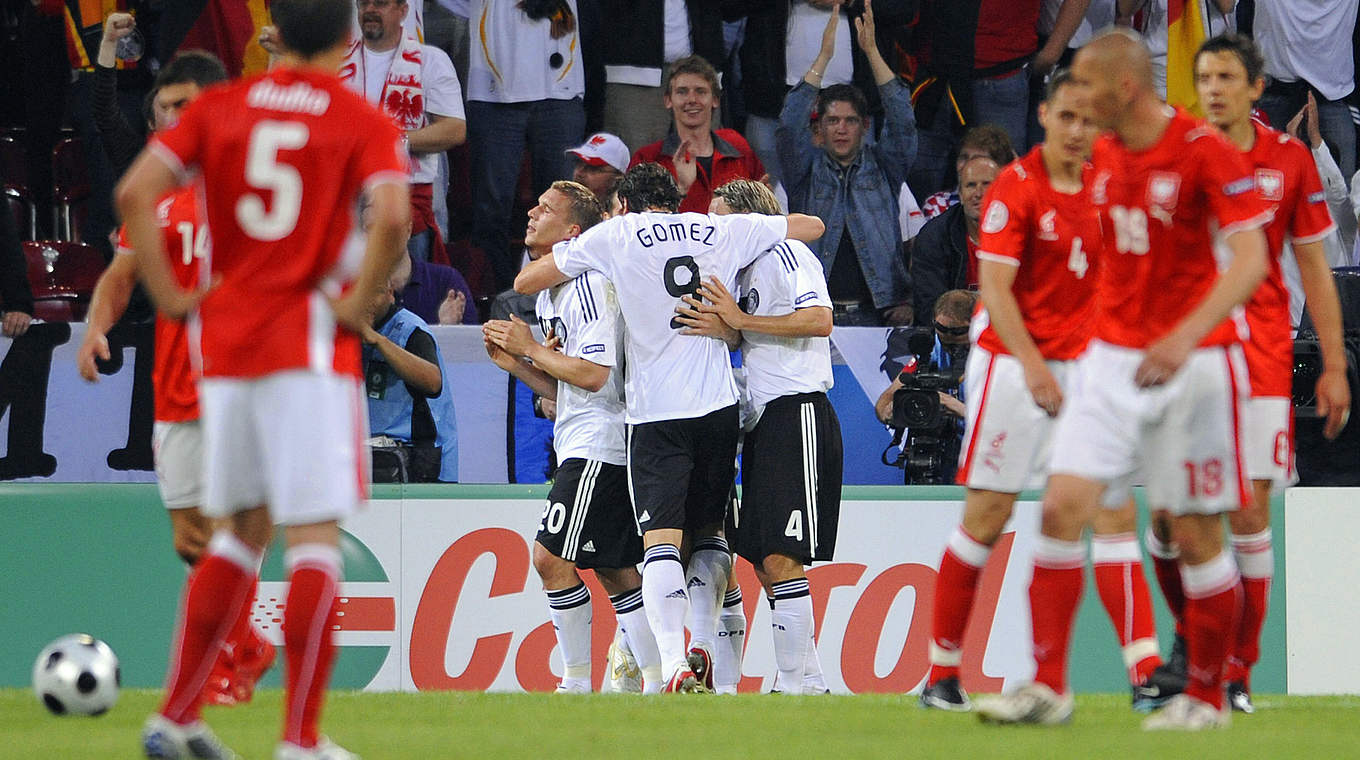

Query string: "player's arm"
[[363, 324, 442, 397], [1295, 237, 1352, 437], [333, 182, 412, 331], [688, 275, 833, 337], [1135, 225, 1268, 386], [407, 113, 466, 154], [77, 253, 138, 382], [485, 332, 560, 399], [485, 315, 610, 393], [515, 253, 572, 294], [785, 213, 826, 244], [978, 258, 1063, 416], [115, 151, 199, 320]]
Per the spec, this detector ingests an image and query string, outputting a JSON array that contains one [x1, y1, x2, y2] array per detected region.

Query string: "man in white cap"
[[567, 132, 630, 207]]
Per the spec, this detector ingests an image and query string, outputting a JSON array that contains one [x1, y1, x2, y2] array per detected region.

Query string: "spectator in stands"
[[598, 0, 736, 154], [565, 132, 630, 206], [778, 1, 915, 326], [1120, 0, 1238, 101], [910, 156, 998, 323], [1252, 0, 1357, 182], [921, 124, 1016, 219], [364, 254, 460, 483], [0, 186, 33, 337], [467, 0, 586, 291], [400, 251, 478, 325], [631, 55, 765, 214], [341, 0, 466, 266], [93, 12, 149, 177]]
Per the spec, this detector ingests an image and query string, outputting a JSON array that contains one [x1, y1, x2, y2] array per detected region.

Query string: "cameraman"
[[874, 289, 974, 481]]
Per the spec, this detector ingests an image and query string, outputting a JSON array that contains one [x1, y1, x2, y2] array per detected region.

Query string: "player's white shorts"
[[956, 347, 1073, 493], [1244, 395, 1296, 490], [1049, 340, 1250, 515], [199, 370, 369, 525], [152, 420, 203, 510]]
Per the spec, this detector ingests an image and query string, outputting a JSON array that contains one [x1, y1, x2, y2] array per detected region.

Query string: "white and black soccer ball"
[[32, 634, 121, 716]]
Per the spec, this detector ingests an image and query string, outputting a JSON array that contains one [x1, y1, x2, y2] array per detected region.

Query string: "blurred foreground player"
[[922, 70, 1163, 713], [78, 51, 277, 710], [676, 179, 842, 695], [1142, 33, 1350, 714], [117, 0, 411, 757], [976, 30, 1271, 730], [485, 180, 663, 694]]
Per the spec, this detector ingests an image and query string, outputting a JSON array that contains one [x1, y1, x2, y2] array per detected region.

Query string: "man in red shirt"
[[1146, 32, 1347, 715], [117, 0, 410, 757], [977, 30, 1271, 730], [921, 69, 1163, 712], [629, 54, 764, 215]]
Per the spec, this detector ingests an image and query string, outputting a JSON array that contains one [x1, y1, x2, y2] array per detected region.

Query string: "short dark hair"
[[664, 55, 721, 98], [549, 180, 605, 233], [1196, 32, 1266, 84], [618, 163, 682, 213], [1043, 68, 1075, 103], [272, 0, 353, 59], [154, 50, 228, 91], [934, 289, 977, 322], [816, 84, 868, 121], [958, 124, 1016, 166]]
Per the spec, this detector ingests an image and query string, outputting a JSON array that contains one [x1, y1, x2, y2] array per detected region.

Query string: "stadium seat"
[[23, 240, 105, 322], [5, 187, 37, 240], [2, 132, 37, 240], [51, 137, 90, 243]]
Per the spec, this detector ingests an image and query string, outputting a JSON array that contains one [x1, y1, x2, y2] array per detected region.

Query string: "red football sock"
[[928, 528, 991, 684], [1029, 536, 1085, 694], [282, 544, 342, 749], [1228, 529, 1273, 686], [1145, 527, 1185, 632], [1091, 533, 1161, 685], [160, 533, 260, 724], [1181, 552, 1242, 710], [225, 582, 260, 656]]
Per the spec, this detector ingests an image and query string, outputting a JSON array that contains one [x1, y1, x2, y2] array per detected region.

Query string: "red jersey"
[[116, 186, 202, 422], [1088, 108, 1272, 349], [151, 68, 408, 379], [1241, 121, 1335, 396], [974, 147, 1102, 360]]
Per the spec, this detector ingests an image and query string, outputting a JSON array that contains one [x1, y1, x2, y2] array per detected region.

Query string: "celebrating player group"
[[104, 0, 1352, 753]]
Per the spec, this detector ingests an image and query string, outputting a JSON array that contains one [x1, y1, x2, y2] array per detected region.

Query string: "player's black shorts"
[[627, 404, 740, 534], [729, 392, 843, 565], [536, 458, 641, 570]]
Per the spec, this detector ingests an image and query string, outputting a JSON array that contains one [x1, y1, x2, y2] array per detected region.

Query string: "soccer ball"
[[32, 634, 121, 716]]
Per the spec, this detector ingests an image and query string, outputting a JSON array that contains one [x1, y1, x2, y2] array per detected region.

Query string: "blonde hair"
[[549, 180, 606, 232], [712, 179, 781, 216]]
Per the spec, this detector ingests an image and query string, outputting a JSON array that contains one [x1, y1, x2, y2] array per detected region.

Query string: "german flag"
[[163, 0, 273, 77], [1166, 0, 1207, 115]]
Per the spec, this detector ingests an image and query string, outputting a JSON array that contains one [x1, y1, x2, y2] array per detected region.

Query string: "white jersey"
[[737, 239, 834, 429], [553, 211, 789, 424], [535, 270, 627, 465]]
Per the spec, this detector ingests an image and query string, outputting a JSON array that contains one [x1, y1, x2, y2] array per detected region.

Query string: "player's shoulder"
[[759, 239, 807, 274]]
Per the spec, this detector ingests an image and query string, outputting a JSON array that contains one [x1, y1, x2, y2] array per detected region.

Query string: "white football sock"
[[609, 586, 663, 693], [714, 586, 746, 694], [546, 583, 592, 688], [803, 627, 827, 693], [770, 578, 812, 696], [684, 538, 732, 651], [642, 544, 689, 676]]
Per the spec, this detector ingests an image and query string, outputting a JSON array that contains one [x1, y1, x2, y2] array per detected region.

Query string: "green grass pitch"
[[3, 690, 1358, 759]]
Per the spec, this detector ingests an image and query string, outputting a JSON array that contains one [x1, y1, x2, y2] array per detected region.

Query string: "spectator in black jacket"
[[0, 185, 34, 337], [909, 155, 997, 324]]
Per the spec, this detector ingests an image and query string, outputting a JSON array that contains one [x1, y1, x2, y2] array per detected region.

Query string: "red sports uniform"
[[147, 66, 407, 750], [116, 186, 201, 423]]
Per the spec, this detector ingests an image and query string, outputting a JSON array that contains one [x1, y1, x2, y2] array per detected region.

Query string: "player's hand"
[[674, 300, 740, 345], [257, 25, 282, 56], [76, 331, 110, 382], [102, 12, 135, 43], [437, 288, 467, 325], [483, 334, 519, 370], [540, 396, 558, 421], [2, 310, 32, 337], [1315, 367, 1352, 439], [1023, 359, 1063, 417], [671, 139, 697, 194], [692, 276, 745, 329], [484, 314, 540, 357], [544, 331, 563, 352], [1134, 333, 1193, 388]]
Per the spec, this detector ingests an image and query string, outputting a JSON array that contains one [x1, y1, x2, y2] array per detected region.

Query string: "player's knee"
[[962, 493, 1015, 544], [1150, 510, 1174, 543], [760, 553, 803, 583], [1228, 503, 1269, 536], [594, 566, 639, 595], [531, 541, 578, 586], [172, 533, 206, 566]]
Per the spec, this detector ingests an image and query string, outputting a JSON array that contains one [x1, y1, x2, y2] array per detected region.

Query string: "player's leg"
[[595, 565, 662, 693], [761, 552, 812, 695], [714, 563, 747, 695], [533, 459, 599, 693], [1090, 499, 1162, 701]]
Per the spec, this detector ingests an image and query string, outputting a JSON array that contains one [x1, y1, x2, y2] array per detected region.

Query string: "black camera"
[[883, 328, 966, 484]]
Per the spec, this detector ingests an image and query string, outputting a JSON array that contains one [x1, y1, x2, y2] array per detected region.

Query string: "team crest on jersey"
[[1038, 209, 1059, 241], [740, 288, 759, 314], [1256, 168, 1284, 201], [981, 200, 1009, 234], [1147, 172, 1181, 209]]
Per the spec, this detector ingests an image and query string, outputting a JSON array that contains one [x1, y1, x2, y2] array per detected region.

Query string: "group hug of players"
[[494, 28, 1352, 733]]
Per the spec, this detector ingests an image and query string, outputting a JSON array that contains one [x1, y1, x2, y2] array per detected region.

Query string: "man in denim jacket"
[[777, 0, 916, 326]]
